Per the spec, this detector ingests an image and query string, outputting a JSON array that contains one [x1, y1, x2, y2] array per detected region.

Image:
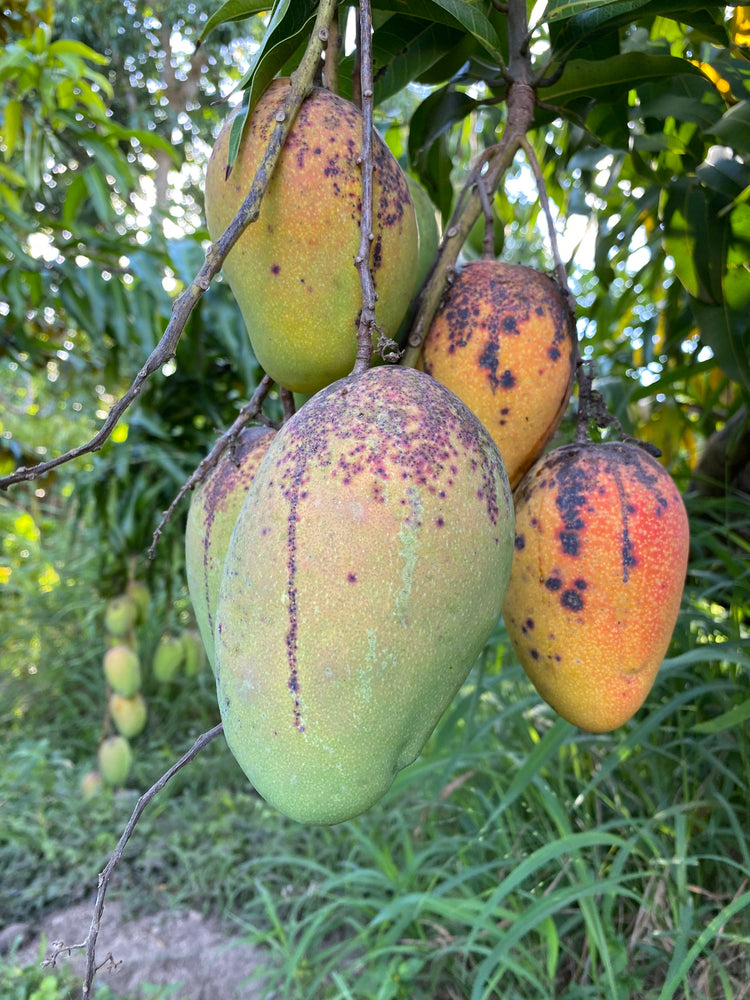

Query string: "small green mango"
[[110, 692, 148, 738], [104, 594, 137, 637], [152, 634, 185, 684], [103, 645, 141, 697], [98, 736, 132, 787], [215, 366, 515, 825]]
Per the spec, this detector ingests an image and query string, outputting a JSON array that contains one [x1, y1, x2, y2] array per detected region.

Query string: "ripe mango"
[[103, 644, 141, 697], [422, 261, 577, 489], [185, 426, 275, 670], [204, 78, 419, 394], [215, 366, 515, 825], [503, 441, 689, 732]]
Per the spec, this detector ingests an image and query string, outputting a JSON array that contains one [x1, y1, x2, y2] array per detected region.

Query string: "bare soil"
[[9, 900, 269, 999]]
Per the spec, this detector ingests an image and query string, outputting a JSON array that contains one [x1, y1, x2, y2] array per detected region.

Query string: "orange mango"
[[422, 261, 577, 489], [503, 441, 689, 732]]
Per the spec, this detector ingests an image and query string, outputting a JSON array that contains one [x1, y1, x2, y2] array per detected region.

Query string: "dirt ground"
[[8, 900, 270, 999]]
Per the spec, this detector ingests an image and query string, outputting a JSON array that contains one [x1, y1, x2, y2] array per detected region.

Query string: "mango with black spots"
[[185, 426, 275, 671], [422, 261, 577, 489], [204, 79, 419, 394], [503, 441, 689, 732], [215, 365, 515, 824]]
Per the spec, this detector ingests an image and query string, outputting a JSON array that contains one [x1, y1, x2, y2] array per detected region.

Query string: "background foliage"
[[1, 1, 749, 997]]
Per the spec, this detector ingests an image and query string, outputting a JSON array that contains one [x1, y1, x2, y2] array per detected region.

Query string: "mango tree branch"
[[351, 0, 379, 378], [39, 724, 224, 1000], [0, 0, 338, 493]]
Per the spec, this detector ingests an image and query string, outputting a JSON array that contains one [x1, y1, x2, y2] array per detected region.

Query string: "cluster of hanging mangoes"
[[185, 79, 689, 825], [81, 582, 207, 794]]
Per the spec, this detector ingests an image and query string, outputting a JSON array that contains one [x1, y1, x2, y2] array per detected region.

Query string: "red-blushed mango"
[[422, 261, 577, 489], [204, 79, 419, 394], [215, 366, 515, 825], [185, 426, 275, 671], [503, 441, 689, 732]]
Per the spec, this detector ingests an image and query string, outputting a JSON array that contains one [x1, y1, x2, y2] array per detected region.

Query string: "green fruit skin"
[[80, 770, 103, 799], [185, 427, 275, 671], [406, 175, 440, 290], [104, 595, 137, 637], [181, 628, 207, 678], [215, 366, 515, 825], [126, 579, 150, 623], [204, 79, 419, 394], [98, 736, 132, 786], [103, 645, 142, 697], [110, 692, 148, 738], [152, 635, 184, 683]]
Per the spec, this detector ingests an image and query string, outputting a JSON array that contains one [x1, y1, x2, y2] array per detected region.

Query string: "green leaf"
[[372, 0, 503, 62], [541, 53, 704, 108], [62, 171, 88, 227], [693, 697, 750, 734], [83, 163, 113, 223], [231, 0, 318, 131], [1, 98, 23, 159], [545, 0, 647, 22], [408, 85, 478, 170], [710, 100, 750, 157], [197, 0, 273, 46], [47, 38, 109, 64], [369, 18, 468, 105], [690, 297, 750, 396]]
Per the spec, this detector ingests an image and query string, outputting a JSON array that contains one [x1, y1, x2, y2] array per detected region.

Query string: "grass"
[[1, 488, 749, 999]]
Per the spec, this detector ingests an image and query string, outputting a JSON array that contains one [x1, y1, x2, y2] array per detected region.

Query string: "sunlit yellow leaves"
[[37, 563, 60, 593], [732, 6, 750, 47], [0, 566, 11, 585], [14, 512, 39, 544], [111, 422, 129, 444]]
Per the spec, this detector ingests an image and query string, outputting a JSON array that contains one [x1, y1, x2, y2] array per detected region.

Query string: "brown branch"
[[400, 80, 535, 368], [0, 0, 338, 493], [351, 0, 379, 379], [147, 375, 274, 558], [40, 724, 224, 999]]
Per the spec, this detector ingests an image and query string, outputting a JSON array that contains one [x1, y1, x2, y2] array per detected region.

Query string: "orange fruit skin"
[[502, 442, 690, 732], [422, 261, 576, 490]]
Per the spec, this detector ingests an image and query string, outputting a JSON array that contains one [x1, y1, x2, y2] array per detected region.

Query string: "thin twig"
[[147, 375, 274, 557], [351, 0, 379, 378], [0, 0, 338, 493], [40, 725, 224, 998], [518, 133, 573, 304]]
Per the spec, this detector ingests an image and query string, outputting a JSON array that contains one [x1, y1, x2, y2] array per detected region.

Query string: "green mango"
[[98, 736, 132, 787], [215, 366, 515, 825]]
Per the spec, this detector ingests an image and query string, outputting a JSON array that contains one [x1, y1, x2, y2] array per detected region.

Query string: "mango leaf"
[[693, 698, 750, 734], [690, 298, 750, 397], [83, 163, 113, 224], [710, 100, 750, 157], [551, 1, 728, 57], [370, 0, 503, 63], [545, 0, 649, 22], [229, 0, 318, 136], [661, 177, 726, 305], [1, 98, 23, 159], [197, 0, 273, 46], [541, 53, 704, 108], [408, 85, 478, 171]]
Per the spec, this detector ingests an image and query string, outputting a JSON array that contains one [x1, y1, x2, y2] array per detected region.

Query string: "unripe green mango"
[[103, 644, 141, 697], [152, 634, 184, 684], [110, 691, 148, 738], [204, 79, 419, 394], [104, 594, 137, 637], [98, 735, 132, 787], [185, 427, 275, 670], [215, 366, 515, 825]]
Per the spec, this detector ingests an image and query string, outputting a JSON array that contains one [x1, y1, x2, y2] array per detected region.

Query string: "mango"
[[422, 261, 577, 489], [80, 769, 103, 799], [406, 174, 440, 290], [152, 634, 184, 684], [98, 735, 132, 787], [215, 365, 515, 825], [103, 644, 141, 697], [502, 441, 690, 732], [104, 594, 137, 637], [126, 579, 150, 623], [185, 426, 275, 670], [110, 691, 148, 738], [204, 78, 419, 394], [181, 628, 207, 678]]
